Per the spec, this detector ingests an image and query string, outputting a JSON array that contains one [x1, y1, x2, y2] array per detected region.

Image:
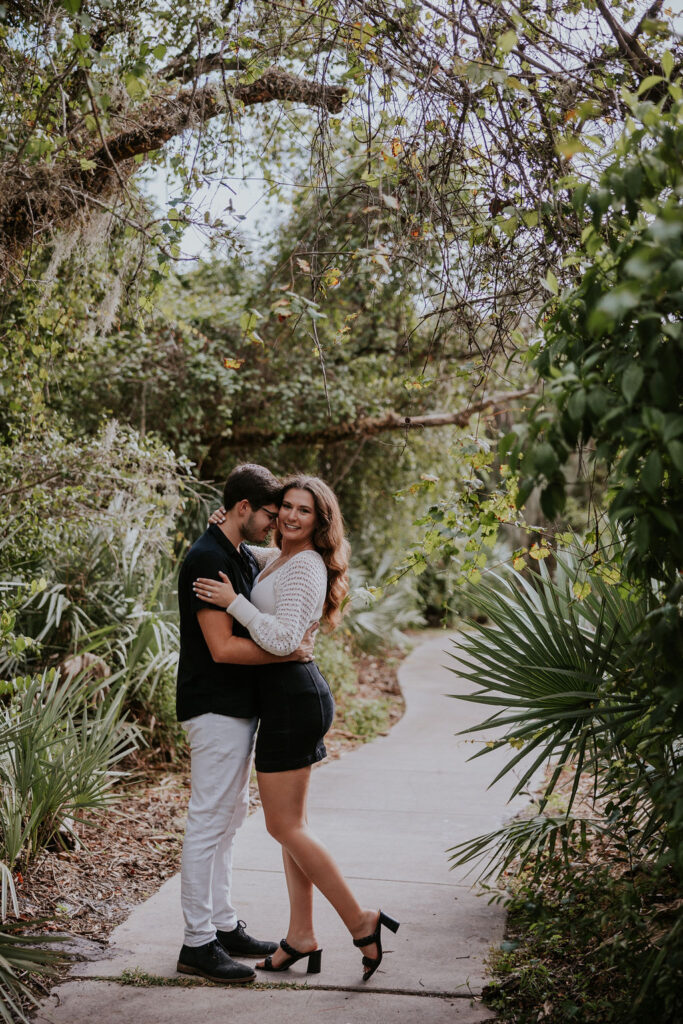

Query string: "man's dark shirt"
[[176, 525, 260, 722]]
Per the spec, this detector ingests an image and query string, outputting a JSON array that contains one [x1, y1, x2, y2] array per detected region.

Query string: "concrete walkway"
[[36, 631, 524, 1024]]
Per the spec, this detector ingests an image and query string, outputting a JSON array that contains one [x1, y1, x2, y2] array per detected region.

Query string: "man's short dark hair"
[[223, 464, 281, 511]]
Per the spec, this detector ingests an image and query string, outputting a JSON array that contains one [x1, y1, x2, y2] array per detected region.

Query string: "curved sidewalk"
[[37, 631, 523, 1023]]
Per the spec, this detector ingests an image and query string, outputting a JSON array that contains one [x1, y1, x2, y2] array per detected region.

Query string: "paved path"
[[36, 631, 524, 1024]]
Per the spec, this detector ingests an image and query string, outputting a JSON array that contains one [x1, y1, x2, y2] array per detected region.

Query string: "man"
[[175, 463, 313, 985]]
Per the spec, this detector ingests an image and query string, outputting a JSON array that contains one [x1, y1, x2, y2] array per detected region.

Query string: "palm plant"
[[5, 522, 182, 744], [0, 739, 66, 1024], [107, 568, 180, 700], [0, 862, 64, 1024], [0, 671, 139, 867], [446, 550, 659, 879], [447, 545, 683, 1016], [0, 926, 64, 1024], [344, 555, 425, 653]]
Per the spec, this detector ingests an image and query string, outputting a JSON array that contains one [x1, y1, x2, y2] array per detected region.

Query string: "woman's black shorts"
[[255, 661, 335, 773]]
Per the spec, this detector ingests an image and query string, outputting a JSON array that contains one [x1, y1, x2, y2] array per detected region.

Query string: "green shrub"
[[487, 863, 683, 1024], [0, 671, 138, 867], [447, 537, 682, 1018], [315, 632, 357, 698], [132, 666, 186, 758], [344, 558, 425, 654], [342, 696, 391, 740], [315, 630, 395, 742], [0, 925, 64, 1024]]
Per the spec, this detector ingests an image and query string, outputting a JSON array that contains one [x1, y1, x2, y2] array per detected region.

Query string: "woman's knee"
[[264, 812, 303, 845]]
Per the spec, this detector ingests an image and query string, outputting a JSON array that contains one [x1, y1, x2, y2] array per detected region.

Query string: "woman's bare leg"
[[259, 849, 317, 969], [257, 767, 379, 964], [283, 848, 315, 937]]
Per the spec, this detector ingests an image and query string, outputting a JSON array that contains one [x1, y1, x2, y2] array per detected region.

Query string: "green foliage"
[[341, 696, 391, 741], [131, 667, 185, 759], [5, 534, 184, 765], [0, 415, 186, 687], [449, 539, 683, 869], [0, 926, 64, 1024], [35, 232, 517, 563], [448, 546, 655, 864], [0, 422, 190, 579], [518, 94, 683, 585], [0, 415, 187, 884], [314, 632, 357, 698], [0, 672, 138, 868], [388, 437, 528, 595], [314, 630, 394, 742], [343, 558, 426, 653], [43, 261, 249, 467], [4, 0, 678, 373], [487, 864, 683, 1023], [447, 535, 683, 1013]]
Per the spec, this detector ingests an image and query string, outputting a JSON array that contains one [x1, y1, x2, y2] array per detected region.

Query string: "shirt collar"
[[208, 522, 242, 559], [208, 523, 257, 575]]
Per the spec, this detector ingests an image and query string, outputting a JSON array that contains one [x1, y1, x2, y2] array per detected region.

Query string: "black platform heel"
[[258, 938, 322, 974], [352, 910, 400, 982]]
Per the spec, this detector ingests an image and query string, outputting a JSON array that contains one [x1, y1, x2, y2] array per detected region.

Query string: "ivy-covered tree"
[[2, 0, 679, 354]]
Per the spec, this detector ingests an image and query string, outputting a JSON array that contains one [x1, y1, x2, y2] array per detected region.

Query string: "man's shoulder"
[[187, 529, 213, 553], [180, 531, 224, 576], [186, 528, 226, 560]]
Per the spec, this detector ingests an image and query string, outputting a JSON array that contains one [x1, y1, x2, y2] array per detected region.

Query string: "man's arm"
[[198, 610, 316, 665]]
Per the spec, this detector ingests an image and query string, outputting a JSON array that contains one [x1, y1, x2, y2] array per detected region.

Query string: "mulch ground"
[[11, 652, 405, 958]]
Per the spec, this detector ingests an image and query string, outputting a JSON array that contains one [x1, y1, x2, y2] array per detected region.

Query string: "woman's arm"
[[227, 552, 327, 656], [243, 544, 280, 570], [197, 608, 314, 664]]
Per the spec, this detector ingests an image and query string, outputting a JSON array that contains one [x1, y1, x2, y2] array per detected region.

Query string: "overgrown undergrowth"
[[486, 850, 683, 1024]]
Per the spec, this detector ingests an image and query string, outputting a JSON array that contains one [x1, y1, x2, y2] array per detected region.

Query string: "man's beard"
[[241, 512, 268, 543]]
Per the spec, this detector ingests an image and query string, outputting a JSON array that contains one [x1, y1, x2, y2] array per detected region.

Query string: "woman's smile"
[[278, 488, 317, 546]]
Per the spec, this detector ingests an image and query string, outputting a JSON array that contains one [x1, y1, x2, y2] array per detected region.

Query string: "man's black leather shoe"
[[217, 920, 278, 959], [176, 940, 256, 984]]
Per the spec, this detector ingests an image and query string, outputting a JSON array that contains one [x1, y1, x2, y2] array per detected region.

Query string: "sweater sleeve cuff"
[[226, 593, 259, 629]]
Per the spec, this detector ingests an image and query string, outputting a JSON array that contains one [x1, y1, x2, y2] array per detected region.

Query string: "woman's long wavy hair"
[[274, 475, 350, 629]]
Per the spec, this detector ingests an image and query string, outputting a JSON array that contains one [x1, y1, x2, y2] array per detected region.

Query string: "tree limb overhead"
[[213, 387, 536, 450], [0, 68, 346, 282]]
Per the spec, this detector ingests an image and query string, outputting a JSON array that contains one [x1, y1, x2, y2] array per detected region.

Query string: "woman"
[[193, 475, 399, 981]]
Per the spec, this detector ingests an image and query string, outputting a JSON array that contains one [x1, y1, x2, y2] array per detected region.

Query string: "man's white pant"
[[180, 712, 257, 947]]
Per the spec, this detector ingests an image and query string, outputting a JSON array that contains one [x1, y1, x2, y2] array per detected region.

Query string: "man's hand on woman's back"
[[292, 622, 318, 662]]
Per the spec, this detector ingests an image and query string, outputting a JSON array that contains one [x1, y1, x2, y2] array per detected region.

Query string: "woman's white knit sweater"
[[227, 546, 327, 656]]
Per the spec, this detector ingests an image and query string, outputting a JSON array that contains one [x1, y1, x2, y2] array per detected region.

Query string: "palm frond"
[[448, 813, 606, 884], [0, 670, 139, 866], [446, 553, 659, 875], [0, 928, 65, 1024]]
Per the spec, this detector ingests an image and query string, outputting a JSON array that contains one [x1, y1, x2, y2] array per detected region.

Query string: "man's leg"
[[210, 720, 255, 933], [180, 712, 257, 947]]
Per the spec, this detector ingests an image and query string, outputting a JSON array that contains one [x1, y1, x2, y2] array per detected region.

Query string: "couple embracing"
[[175, 463, 399, 986]]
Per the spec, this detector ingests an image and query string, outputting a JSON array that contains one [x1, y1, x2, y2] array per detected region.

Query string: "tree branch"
[[632, 0, 664, 40], [161, 52, 245, 83], [92, 68, 345, 167], [594, 0, 662, 77], [0, 68, 346, 281], [214, 386, 536, 449]]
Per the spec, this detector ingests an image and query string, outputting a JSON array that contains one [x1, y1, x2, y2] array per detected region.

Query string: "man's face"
[[242, 502, 279, 543]]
